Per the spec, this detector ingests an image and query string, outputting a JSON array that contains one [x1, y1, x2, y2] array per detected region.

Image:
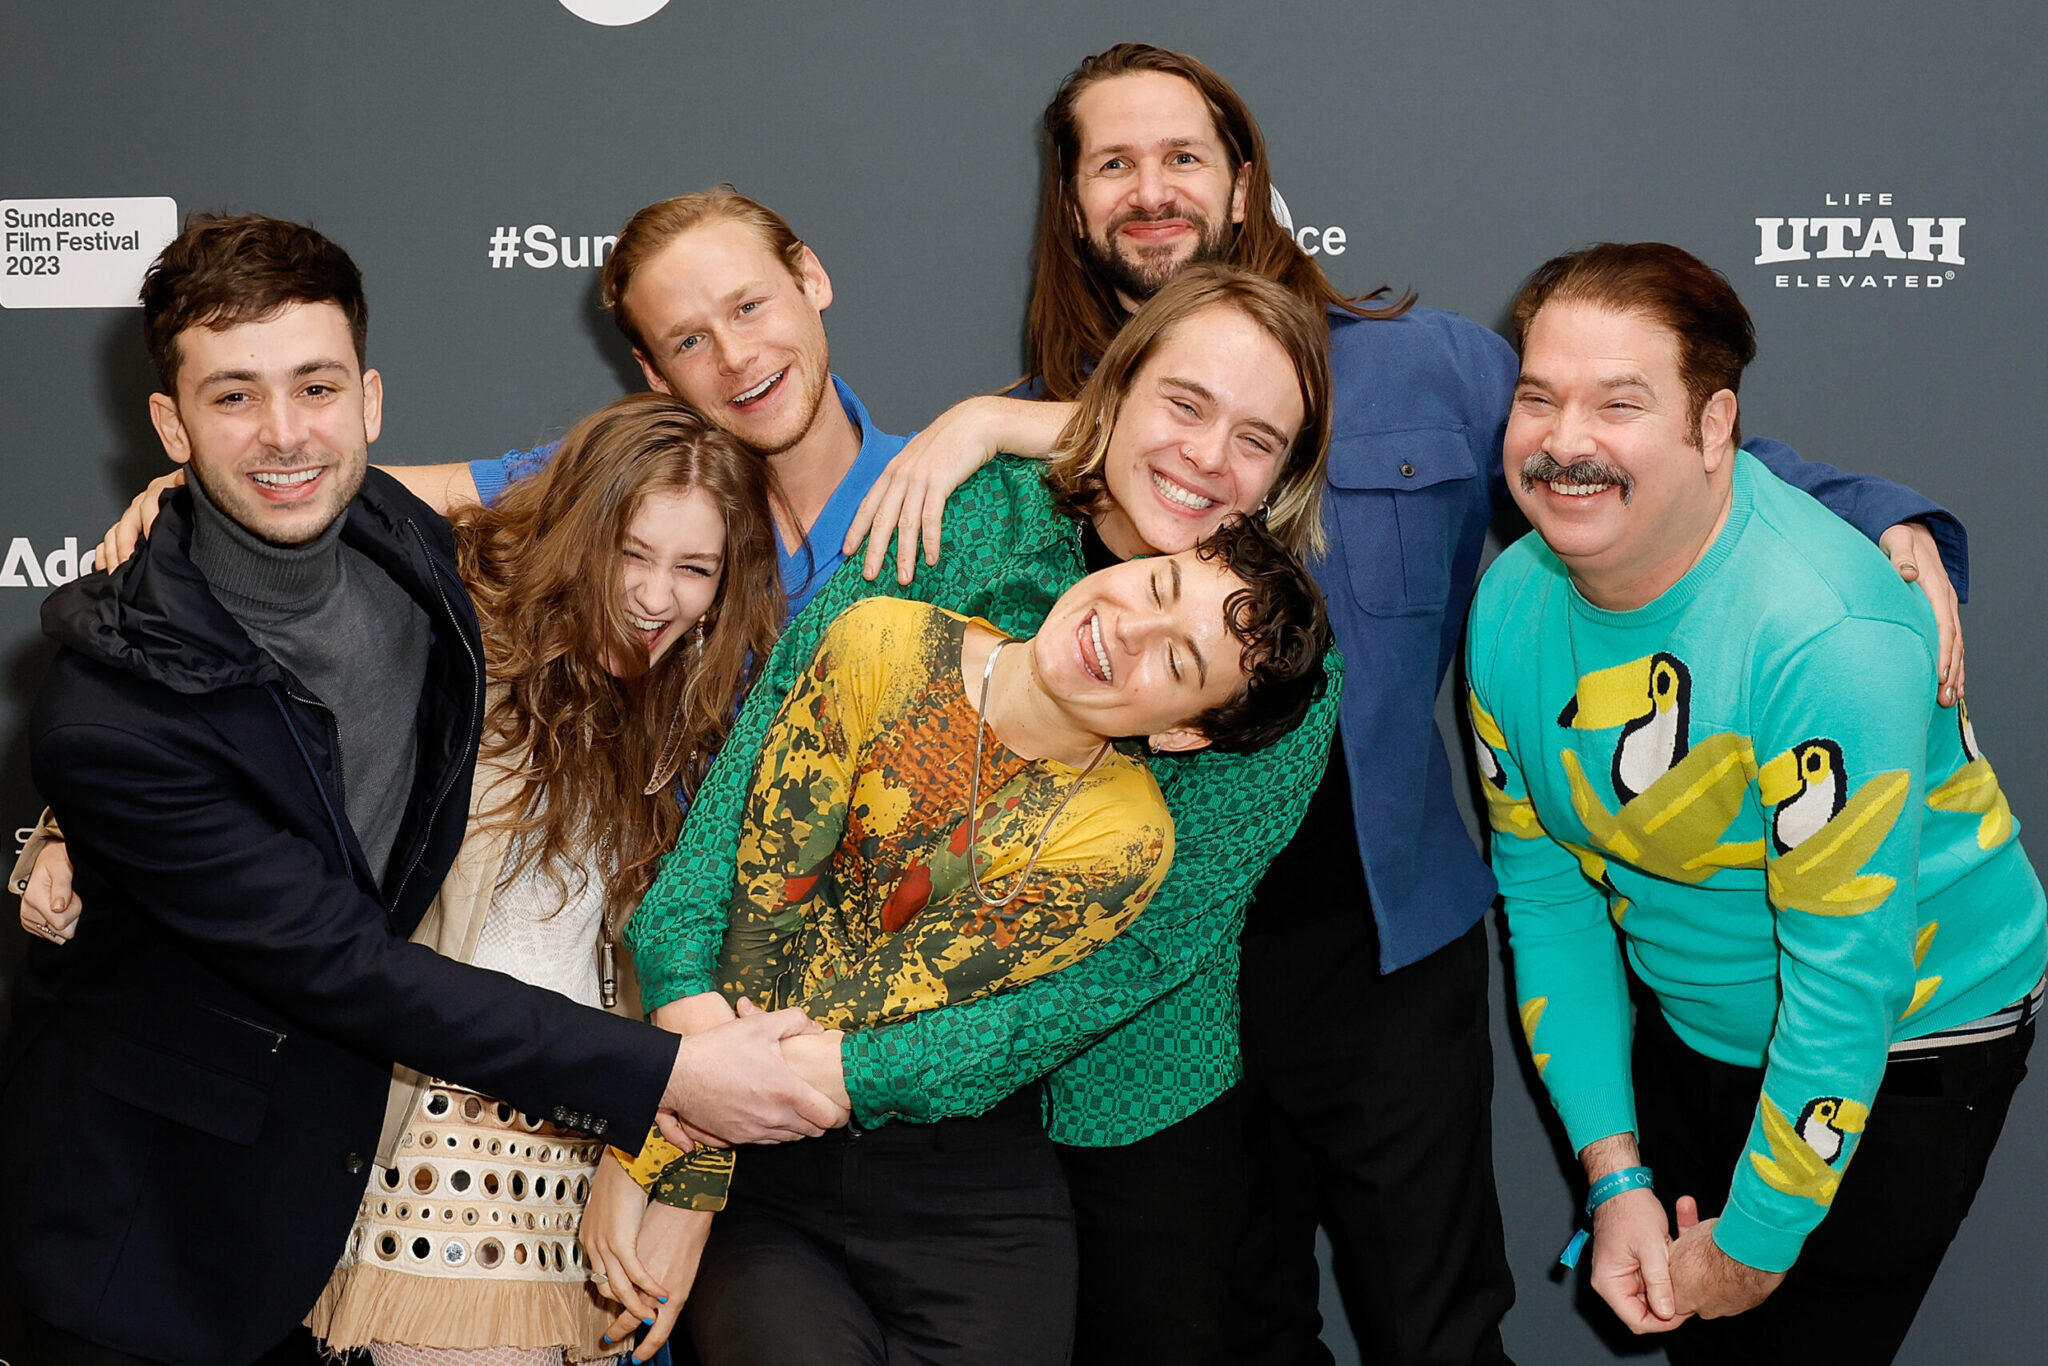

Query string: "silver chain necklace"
[[966, 639, 1110, 910]]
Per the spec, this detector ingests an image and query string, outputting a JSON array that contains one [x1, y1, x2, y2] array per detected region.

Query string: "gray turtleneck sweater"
[[187, 476, 431, 884]]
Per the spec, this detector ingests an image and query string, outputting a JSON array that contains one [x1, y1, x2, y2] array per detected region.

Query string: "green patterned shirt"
[[628, 456, 1342, 1146]]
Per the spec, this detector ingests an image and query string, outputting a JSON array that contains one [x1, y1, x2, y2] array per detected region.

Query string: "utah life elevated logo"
[[1754, 192, 1964, 291]]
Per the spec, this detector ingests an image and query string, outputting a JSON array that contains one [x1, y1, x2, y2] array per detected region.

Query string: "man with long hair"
[[851, 42, 1975, 1366]]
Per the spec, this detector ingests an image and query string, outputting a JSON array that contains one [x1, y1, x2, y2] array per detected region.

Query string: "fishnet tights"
[[369, 1345, 616, 1366]]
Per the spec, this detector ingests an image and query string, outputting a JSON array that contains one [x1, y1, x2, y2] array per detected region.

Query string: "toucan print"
[[1765, 739, 1847, 854], [1554, 652, 1760, 882], [1557, 652, 1691, 803], [1758, 738, 1907, 917], [1750, 1092, 1868, 1206], [1926, 701, 2014, 850], [1469, 690, 1545, 840]]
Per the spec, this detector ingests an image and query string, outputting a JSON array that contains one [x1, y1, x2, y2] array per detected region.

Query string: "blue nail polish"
[[642, 1317, 654, 1326], [600, 1336, 613, 1346], [657, 1295, 669, 1303]]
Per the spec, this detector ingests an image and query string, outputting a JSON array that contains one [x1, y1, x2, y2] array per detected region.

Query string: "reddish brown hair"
[[1508, 242, 1757, 447], [1027, 42, 1411, 401], [139, 212, 368, 393], [1044, 264, 1333, 556], [452, 393, 784, 912], [600, 186, 806, 355]]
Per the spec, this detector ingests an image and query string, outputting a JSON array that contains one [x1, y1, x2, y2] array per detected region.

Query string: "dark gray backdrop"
[[4, 3, 2042, 1361]]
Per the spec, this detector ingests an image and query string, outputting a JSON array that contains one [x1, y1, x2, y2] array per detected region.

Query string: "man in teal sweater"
[[1467, 241, 2045, 1364]]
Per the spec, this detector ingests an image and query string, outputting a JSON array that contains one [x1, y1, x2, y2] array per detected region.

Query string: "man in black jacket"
[[1, 214, 842, 1365]]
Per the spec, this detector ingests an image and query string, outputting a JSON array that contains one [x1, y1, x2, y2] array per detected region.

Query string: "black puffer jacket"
[[2, 472, 674, 1364]]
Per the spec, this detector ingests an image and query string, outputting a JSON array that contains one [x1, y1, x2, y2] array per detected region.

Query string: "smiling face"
[[1070, 70, 1249, 306], [1506, 300, 1737, 608], [622, 217, 834, 457], [1091, 303, 1304, 559], [1031, 546, 1252, 751], [147, 301, 378, 546], [611, 484, 727, 675]]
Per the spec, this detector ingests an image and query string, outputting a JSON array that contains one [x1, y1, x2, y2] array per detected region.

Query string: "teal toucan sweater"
[[1467, 452, 2045, 1272]]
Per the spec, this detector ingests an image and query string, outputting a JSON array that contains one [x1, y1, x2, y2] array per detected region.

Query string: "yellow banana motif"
[[1519, 996, 1550, 1075], [1927, 757, 2014, 851], [1765, 770, 1908, 917], [1559, 732, 1760, 883]]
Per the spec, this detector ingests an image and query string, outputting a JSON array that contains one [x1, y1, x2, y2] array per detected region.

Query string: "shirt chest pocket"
[[1324, 426, 1479, 616]]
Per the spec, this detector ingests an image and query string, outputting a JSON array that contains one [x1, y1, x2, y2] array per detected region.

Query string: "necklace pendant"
[[600, 937, 619, 1010]]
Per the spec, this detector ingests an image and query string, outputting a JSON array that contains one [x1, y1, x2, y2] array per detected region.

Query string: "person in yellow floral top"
[[595, 515, 1329, 1364]]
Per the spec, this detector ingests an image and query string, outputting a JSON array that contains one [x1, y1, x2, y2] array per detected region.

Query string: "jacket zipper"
[[284, 687, 345, 812], [196, 1001, 288, 1052], [387, 519, 483, 913]]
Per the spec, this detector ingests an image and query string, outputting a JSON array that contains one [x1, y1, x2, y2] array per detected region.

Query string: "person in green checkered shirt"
[[612, 264, 1345, 1359]]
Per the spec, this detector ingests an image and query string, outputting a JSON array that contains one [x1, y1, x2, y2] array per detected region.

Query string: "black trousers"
[[1230, 914, 1516, 1366], [1634, 1000, 2034, 1366], [685, 1087, 1075, 1366], [1057, 1087, 1248, 1366]]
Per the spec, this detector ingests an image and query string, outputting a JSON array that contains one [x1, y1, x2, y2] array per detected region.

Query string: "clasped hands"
[[1590, 1189, 1785, 1333], [654, 991, 849, 1149], [583, 994, 847, 1360], [1580, 1135, 1785, 1336]]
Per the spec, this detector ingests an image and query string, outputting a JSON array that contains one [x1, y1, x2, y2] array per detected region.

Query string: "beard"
[[190, 449, 366, 546], [1519, 450, 1636, 505], [719, 357, 833, 458], [1081, 204, 1236, 304]]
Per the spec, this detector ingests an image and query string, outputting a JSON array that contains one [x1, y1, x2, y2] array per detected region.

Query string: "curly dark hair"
[[1185, 515, 1333, 753]]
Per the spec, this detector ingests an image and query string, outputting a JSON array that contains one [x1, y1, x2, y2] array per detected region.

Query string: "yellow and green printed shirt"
[[1467, 452, 2046, 1273], [633, 598, 1171, 1207], [627, 457, 1342, 1147]]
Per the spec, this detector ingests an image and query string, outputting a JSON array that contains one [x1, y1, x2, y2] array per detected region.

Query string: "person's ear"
[[1147, 724, 1213, 756], [148, 392, 192, 466], [1698, 389, 1738, 471], [1230, 161, 1251, 226], [798, 245, 834, 313], [634, 349, 674, 396], [361, 368, 384, 447]]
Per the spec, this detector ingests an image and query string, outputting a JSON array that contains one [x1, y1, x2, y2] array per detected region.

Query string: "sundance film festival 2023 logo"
[[1754, 192, 1964, 290]]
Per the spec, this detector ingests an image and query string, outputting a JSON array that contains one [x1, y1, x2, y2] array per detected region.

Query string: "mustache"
[[1520, 451, 1635, 506], [1109, 203, 1211, 232]]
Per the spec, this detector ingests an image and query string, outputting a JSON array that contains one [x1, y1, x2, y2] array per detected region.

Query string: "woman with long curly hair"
[[306, 391, 783, 1365]]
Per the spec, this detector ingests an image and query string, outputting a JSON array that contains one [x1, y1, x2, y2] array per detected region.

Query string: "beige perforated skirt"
[[308, 1082, 615, 1360]]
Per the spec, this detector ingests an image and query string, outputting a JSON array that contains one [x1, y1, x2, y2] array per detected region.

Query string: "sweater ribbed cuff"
[[1711, 1191, 1807, 1275]]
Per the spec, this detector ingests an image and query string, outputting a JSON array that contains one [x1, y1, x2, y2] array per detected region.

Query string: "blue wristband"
[[1584, 1165, 1655, 1216], [1559, 1167, 1655, 1269]]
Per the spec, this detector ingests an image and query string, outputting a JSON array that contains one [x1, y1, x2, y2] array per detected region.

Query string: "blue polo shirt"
[[469, 376, 908, 620]]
